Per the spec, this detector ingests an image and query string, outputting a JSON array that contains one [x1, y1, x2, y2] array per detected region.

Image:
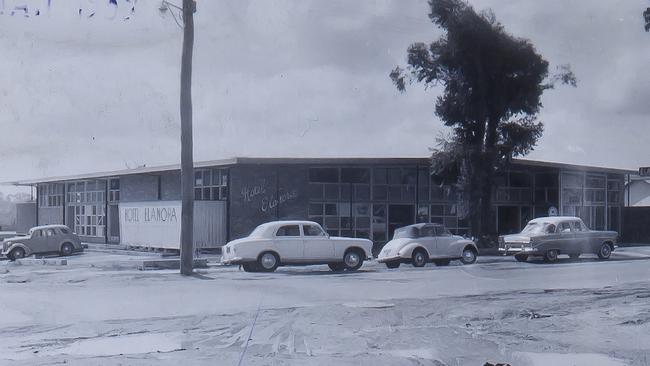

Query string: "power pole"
[[644, 7, 650, 32], [180, 0, 196, 276]]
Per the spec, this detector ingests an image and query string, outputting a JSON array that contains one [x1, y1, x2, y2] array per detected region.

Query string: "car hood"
[[2, 235, 29, 243]]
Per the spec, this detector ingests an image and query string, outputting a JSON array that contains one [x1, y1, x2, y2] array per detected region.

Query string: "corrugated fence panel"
[[193, 201, 227, 249]]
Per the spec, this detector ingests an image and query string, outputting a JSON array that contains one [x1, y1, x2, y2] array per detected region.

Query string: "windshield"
[[521, 222, 556, 234]]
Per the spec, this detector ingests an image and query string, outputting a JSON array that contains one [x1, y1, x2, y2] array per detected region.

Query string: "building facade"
[[10, 157, 632, 250]]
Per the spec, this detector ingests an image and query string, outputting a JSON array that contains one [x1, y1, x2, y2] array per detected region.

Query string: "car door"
[[556, 221, 576, 252], [45, 229, 59, 252], [570, 220, 589, 253], [418, 225, 438, 257], [435, 226, 456, 257], [302, 224, 334, 261], [28, 229, 48, 254], [273, 224, 304, 262]]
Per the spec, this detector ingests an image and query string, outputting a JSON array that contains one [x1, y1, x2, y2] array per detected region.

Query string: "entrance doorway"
[[388, 204, 415, 239]]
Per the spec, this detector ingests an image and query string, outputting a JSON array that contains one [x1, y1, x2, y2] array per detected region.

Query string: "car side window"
[[435, 226, 451, 236], [545, 224, 557, 234], [419, 226, 436, 238], [559, 222, 572, 233], [571, 221, 585, 232], [46, 229, 56, 237], [276, 225, 301, 237], [32, 230, 42, 238], [60, 227, 70, 235], [303, 225, 326, 237]]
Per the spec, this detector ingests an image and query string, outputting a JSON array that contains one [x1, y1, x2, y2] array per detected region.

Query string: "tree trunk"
[[179, 0, 195, 276]]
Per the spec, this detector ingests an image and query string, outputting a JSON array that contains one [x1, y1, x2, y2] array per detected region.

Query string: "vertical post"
[[180, 0, 196, 276]]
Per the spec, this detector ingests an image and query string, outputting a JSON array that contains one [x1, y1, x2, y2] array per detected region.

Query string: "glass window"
[[324, 203, 337, 216], [32, 230, 42, 238], [419, 225, 436, 237], [387, 168, 401, 185], [341, 168, 369, 184], [276, 225, 301, 237], [373, 168, 387, 184], [559, 222, 572, 233], [304, 224, 326, 237], [60, 227, 69, 234], [309, 203, 323, 216], [309, 168, 339, 183]]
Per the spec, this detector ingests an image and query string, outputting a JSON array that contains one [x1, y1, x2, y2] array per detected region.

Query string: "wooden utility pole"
[[180, 0, 196, 276]]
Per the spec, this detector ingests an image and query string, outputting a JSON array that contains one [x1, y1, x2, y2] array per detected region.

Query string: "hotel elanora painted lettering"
[[119, 201, 182, 249]]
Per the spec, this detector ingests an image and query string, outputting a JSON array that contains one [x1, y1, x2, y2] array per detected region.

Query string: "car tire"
[[257, 252, 279, 272], [242, 263, 259, 272], [544, 249, 559, 263], [514, 254, 528, 262], [385, 261, 400, 269], [597, 243, 612, 260], [60, 243, 74, 257], [460, 247, 477, 265], [343, 249, 364, 271], [411, 248, 428, 268], [9, 247, 26, 261], [433, 259, 450, 266], [328, 263, 346, 272]]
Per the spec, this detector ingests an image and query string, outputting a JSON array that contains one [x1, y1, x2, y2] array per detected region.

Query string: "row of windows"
[[194, 169, 228, 201], [38, 183, 64, 207], [308, 167, 423, 186]]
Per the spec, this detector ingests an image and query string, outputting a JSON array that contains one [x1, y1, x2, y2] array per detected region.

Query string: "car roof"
[[528, 216, 583, 224], [30, 224, 70, 231], [260, 220, 321, 227], [399, 223, 444, 229]]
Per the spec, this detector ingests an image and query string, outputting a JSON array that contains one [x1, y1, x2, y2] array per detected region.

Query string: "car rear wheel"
[[9, 247, 26, 261], [60, 243, 74, 256], [411, 249, 428, 268], [597, 243, 612, 260], [460, 247, 477, 265], [514, 254, 528, 262], [328, 263, 346, 272], [385, 261, 400, 269], [343, 250, 364, 271], [257, 252, 279, 272], [544, 249, 559, 263]]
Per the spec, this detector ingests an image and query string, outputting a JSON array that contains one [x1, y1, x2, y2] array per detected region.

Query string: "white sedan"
[[377, 223, 478, 268], [221, 221, 373, 272]]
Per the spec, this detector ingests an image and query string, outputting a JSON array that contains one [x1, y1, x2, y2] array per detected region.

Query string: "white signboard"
[[119, 201, 181, 249]]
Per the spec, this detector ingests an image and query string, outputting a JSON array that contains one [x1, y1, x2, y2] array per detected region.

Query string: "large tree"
[[391, 0, 575, 244]]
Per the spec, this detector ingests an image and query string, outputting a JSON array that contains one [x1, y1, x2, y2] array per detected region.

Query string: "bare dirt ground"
[[1, 250, 650, 365]]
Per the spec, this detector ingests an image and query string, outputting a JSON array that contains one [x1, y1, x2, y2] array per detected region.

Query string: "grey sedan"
[[499, 216, 618, 263], [1, 225, 83, 261]]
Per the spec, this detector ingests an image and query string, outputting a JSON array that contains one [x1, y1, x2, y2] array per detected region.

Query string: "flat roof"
[[3, 156, 637, 186]]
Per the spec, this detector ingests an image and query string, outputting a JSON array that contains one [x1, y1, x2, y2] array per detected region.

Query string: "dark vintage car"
[[498, 216, 618, 263], [1, 225, 83, 261]]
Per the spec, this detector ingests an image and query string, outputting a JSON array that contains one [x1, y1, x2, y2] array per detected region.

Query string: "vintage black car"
[[498, 216, 618, 263]]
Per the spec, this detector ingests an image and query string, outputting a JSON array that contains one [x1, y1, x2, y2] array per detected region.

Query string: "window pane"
[[276, 225, 300, 236], [325, 204, 337, 216], [309, 203, 323, 216], [309, 168, 339, 183], [304, 225, 326, 236], [341, 168, 369, 184], [194, 171, 203, 186]]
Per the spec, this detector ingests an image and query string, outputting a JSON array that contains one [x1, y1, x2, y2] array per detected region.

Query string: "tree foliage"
[[392, 0, 575, 243]]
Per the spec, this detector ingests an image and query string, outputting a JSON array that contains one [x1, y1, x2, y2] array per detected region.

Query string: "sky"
[[0, 0, 649, 194]]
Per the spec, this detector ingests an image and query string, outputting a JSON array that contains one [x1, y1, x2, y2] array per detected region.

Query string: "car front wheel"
[[60, 243, 74, 256], [257, 252, 279, 272], [343, 250, 363, 271], [9, 247, 26, 261], [597, 243, 612, 260], [460, 247, 477, 265], [544, 249, 559, 263]]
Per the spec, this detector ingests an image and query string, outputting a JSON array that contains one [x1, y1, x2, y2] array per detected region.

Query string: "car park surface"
[[1, 246, 650, 365]]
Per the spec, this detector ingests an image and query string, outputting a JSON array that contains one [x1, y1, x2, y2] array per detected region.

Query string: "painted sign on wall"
[[119, 201, 181, 249]]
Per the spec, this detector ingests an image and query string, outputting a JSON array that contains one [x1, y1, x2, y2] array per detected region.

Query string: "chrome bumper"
[[499, 245, 536, 255]]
